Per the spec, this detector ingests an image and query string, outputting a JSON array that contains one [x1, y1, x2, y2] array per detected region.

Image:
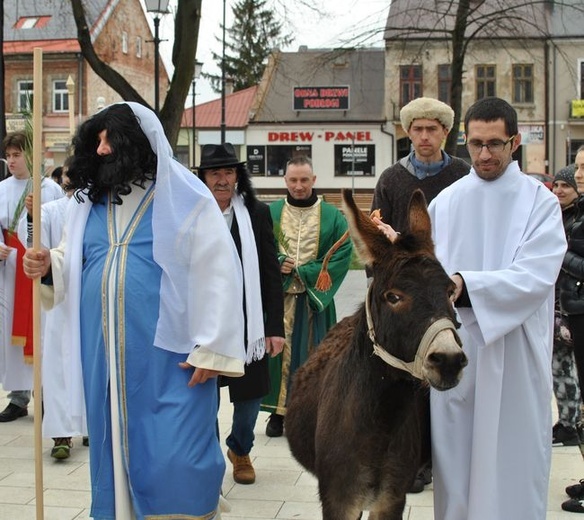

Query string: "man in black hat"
[[197, 143, 285, 485]]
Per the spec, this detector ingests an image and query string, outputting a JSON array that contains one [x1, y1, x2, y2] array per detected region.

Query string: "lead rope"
[[365, 285, 458, 380]]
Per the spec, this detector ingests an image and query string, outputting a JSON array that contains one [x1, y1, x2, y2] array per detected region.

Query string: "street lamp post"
[[145, 0, 170, 115], [220, 0, 227, 143], [351, 136, 356, 195], [192, 61, 203, 168], [66, 75, 75, 139]]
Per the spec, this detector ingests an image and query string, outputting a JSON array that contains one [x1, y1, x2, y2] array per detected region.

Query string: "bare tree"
[[70, 0, 202, 147]]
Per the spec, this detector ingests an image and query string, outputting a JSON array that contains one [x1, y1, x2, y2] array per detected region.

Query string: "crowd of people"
[[0, 96, 579, 518]]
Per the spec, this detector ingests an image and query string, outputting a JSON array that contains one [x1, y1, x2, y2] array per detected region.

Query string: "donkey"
[[285, 189, 467, 520]]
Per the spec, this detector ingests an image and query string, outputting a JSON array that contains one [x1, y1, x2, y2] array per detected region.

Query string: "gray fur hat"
[[554, 164, 578, 192], [400, 97, 455, 132]]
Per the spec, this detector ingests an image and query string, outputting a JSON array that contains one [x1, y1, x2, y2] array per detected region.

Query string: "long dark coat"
[[220, 200, 285, 402]]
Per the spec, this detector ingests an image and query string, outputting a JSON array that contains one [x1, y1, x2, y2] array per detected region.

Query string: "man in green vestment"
[[261, 156, 352, 437]]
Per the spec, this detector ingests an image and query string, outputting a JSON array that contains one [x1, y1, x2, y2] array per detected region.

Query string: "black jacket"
[[221, 200, 285, 402], [559, 197, 584, 315]]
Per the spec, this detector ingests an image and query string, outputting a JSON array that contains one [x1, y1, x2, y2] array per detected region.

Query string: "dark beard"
[[94, 155, 135, 202]]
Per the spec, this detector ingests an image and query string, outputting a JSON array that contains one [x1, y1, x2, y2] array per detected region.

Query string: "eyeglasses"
[[465, 135, 516, 154]]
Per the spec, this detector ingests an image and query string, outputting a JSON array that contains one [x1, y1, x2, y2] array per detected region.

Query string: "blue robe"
[[80, 190, 224, 519]]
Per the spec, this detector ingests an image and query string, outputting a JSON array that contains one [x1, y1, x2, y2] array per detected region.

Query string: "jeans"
[[225, 397, 262, 456], [8, 390, 31, 408]]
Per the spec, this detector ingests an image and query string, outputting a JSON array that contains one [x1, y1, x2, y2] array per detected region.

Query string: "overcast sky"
[[155, 0, 390, 104]]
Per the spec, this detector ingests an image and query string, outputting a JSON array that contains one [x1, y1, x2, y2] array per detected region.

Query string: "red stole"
[[3, 229, 33, 363]]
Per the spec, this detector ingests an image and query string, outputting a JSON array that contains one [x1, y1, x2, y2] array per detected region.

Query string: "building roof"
[[547, 1, 584, 37], [384, 0, 553, 41], [4, 0, 114, 47], [250, 47, 385, 124], [183, 86, 258, 129]]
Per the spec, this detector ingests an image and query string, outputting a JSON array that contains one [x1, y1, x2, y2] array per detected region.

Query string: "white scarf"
[[232, 194, 266, 364]]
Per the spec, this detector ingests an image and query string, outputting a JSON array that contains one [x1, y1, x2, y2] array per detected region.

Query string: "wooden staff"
[[32, 46, 44, 520]]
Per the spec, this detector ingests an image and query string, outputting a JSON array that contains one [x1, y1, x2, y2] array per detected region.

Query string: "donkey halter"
[[365, 285, 458, 380]]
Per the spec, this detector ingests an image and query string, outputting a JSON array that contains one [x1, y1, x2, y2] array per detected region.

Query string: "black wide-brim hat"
[[195, 143, 246, 170]]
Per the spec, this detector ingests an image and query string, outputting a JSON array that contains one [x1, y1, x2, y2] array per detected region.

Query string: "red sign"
[[268, 131, 373, 143], [293, 86, 350, 110]]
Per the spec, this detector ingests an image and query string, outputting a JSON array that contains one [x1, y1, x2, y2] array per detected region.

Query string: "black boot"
[[408, 464, 432, 494], [266, 413, 284, 437]]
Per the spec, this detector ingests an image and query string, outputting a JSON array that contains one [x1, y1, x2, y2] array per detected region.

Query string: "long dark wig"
[[67, 104, 157, 204]]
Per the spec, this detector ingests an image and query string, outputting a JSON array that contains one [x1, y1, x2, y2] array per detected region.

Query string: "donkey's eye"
[[385, 292, 401, 305]]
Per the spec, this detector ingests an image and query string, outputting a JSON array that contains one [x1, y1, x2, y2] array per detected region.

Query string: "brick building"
[[3, 0, 169, 172]]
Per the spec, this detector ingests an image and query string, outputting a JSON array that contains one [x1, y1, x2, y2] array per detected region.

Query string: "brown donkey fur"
[[285, 189, 467, 520]]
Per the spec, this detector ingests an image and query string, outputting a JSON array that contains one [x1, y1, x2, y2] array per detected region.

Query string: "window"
[[136, 37, 142, 58], [334, 145, 375, 176], [53, 80, 69, 113], [122, 32, 128, 54], [512, 64, 533, 104], [438, 64, 451, 105], [246, 145, 312, 176], [400, 65, 422, 108], [17, 80, 34, 112], [476, 65, 496, 99]]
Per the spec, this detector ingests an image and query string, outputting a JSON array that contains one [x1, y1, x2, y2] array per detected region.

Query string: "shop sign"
[[6, 115, 26, 133], [246, 146, 266, 175], [268, 130, 373, 143], [572, 100, 584, 118], [293, 86, 350, 110], [335, 144, 375, 176], [518, 125, 544, 144]]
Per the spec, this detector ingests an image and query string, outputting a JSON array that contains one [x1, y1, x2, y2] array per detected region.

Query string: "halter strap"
[[365, 285, 459, 380]]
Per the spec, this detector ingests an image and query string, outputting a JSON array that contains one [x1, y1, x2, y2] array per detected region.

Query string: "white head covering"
[[123, 102, 245, 359]]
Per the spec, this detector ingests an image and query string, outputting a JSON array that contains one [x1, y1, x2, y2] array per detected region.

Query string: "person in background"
[[50, 165, 64, 186], [559, 145, 584, 514], [428, 97, 566, 519], [197, 143, 285, 485], [550, 165, 582, 448], [19, 158, 86, 460], [371, 97, 469, 234], [0, 132, 63, 423], [23, 102, 245, 519], [260, 155, 352, 438], [370, 96, 469, 493]]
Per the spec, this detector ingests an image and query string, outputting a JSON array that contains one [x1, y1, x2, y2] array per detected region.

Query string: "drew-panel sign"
[[294, 86, 350, 110]]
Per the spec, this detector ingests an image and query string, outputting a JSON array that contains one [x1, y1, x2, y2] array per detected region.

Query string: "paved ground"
[[0, 269, 582, 519]]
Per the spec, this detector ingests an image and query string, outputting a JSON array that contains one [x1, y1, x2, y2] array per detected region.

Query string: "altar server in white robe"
[[23, 102, 245, 520], [19, 163, 87, 459], [0, 132, 63, 423], [428, 97, 567, 520]]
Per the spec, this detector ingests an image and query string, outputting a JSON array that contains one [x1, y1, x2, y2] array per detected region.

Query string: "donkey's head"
[[343, 189, 466, 390]]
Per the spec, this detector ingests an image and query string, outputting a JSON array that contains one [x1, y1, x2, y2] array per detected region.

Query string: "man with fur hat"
[[371, 97, 469, 235], [197, 143, 285, 485], [370, 97, 469, 492]]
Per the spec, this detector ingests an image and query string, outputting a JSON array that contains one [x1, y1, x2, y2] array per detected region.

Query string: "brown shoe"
[[227, 448, 256, 484]]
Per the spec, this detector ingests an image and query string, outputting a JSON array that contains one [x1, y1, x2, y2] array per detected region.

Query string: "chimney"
[[226, 77, 234, 96]]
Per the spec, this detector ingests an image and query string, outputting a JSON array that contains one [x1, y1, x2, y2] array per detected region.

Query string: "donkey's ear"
[[407, 190, 433, 248], [341, 189, 392, 265]]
